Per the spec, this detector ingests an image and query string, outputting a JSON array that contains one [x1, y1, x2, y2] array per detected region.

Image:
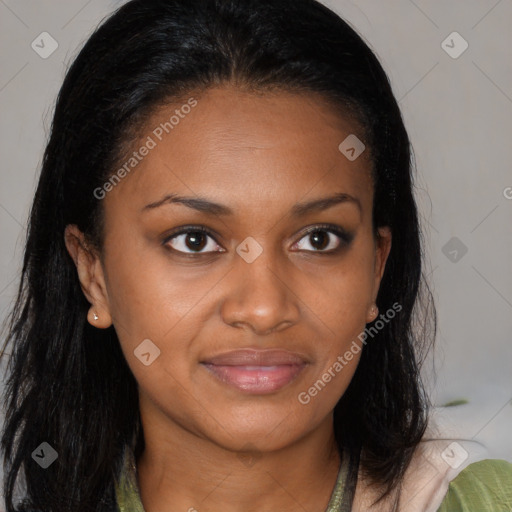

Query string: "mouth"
[[200, 349, 309, 394]]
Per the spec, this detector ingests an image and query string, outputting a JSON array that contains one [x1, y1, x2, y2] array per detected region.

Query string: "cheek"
[[297, 247, 375, 392], [103, 241, 206, 336], [102, 242, 223, 389], [298, 353, 361, 411], [299, 249, 375, 322]]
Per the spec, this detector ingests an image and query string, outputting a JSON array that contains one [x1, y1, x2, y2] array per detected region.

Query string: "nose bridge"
[[220, 238, 300, 334]]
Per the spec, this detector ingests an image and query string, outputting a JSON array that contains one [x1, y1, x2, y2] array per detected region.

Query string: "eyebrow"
[[142, 192, 362, 217]]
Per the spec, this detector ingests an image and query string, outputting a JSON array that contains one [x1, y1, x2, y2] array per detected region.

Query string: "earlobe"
[[366, 303, 379, 323], [87, 306, 112, 329]]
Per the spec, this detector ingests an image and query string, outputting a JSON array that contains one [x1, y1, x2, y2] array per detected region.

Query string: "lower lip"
[[201, 364, 306, 394]]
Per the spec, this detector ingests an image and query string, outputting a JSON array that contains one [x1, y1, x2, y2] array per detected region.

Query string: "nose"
[[220, 246, 300, 336]]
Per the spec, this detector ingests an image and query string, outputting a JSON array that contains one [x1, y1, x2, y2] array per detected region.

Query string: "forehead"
[[104, 85, 374, 220]]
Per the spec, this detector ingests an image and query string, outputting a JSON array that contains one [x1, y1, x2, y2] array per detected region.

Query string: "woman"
[[1, 0, 511, 510]]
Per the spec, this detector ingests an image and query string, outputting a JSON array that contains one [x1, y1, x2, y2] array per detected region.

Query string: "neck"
[[136, 404, 342, 512]]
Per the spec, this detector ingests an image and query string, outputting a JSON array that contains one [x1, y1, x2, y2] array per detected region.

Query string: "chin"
[[199, 407, 310, 452]]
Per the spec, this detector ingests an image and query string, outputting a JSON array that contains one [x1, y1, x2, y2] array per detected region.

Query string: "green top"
[[114, 446, 512, 511], [436, 458, 512, 512]]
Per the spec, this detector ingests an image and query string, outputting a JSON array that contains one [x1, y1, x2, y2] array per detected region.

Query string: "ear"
[[64, 224, 112, 328], [371, 225, 392, 304]]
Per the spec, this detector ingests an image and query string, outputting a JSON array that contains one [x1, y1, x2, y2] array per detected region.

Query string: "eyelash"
[[162, 223, 353, 257]]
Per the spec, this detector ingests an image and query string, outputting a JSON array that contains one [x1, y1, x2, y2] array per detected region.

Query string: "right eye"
[[163, 226, 225, 255]]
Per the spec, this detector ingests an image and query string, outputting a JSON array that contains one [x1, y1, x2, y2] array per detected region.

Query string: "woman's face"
[[68, 85, 391, 452]]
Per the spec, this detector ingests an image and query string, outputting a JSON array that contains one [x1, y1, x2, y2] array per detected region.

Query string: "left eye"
[[292, 227, 348, 252]]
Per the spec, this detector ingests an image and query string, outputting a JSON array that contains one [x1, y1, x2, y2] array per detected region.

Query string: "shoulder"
[[352, 439, 455, 511], [350, 438, 509, 512], [436, 458, 512, 511]]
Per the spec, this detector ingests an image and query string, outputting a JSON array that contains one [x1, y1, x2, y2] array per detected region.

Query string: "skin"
[[65, 84, 392, 512]]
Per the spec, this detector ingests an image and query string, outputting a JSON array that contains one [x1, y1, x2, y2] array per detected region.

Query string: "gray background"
[[1, 0, 511, 506]]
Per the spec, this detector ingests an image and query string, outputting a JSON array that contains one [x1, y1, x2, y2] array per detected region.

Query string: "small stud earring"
[[93, 311, 99, 321]]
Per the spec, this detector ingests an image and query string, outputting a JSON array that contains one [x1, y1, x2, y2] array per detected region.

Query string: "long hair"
[[0, 0, 436, 510]]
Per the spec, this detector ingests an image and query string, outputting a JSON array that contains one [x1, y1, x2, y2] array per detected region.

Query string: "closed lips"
[[200, 349, 309, 394], [201, 349, 309, 366]]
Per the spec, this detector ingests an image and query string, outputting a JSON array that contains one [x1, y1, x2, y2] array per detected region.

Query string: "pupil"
[[186, 232, 207, 251], [311, 231, 328, 250]]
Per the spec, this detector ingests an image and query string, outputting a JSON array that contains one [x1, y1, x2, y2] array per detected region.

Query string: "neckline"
[[115, 445, 351, 512]]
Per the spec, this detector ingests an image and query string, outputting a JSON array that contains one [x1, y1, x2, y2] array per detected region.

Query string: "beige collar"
[[351, 436, 480, 512]]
